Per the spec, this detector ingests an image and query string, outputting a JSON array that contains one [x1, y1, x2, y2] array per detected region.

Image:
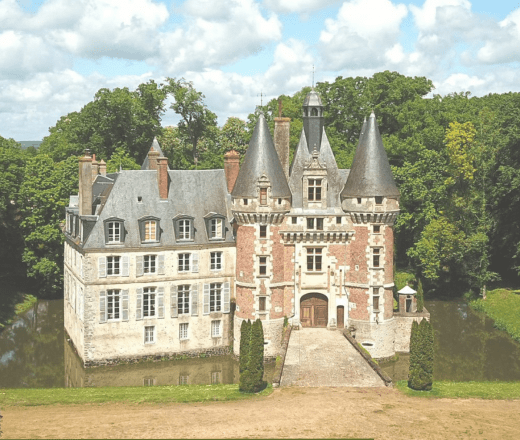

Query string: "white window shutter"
[[98, 257, 106, 278], [136, 255, 144, 277], [191, 253, 199, 273], [191, 284, 198, 316], [170, 285, 178, 318], [136, 288, 143, 320], [157, 286, 165, 319], [122, 255, 129, 277], [99, 290, 106, 323], [203, 283, 210, 315], [122, 290, 129, 321], [223, 282, 230, 313], [158, 254, 165, 275]]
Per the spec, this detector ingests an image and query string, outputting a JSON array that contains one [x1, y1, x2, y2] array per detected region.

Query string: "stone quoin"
[[63, 89, 429, 366]]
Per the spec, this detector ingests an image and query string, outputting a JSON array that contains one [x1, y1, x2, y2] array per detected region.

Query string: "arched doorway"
[[300, 293, 328, 328]]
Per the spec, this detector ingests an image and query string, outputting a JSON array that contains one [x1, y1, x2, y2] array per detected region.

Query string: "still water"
[[1, 299, 520, 388], [0, 299, 274, 388], [380, 300, 520, 381]]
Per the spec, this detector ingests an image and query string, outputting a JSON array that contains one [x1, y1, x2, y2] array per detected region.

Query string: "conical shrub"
[[239, 319, 252, 392], [416, 279, 424, 313], [408, 318, 434, 391], [249, 319, 265, 392]]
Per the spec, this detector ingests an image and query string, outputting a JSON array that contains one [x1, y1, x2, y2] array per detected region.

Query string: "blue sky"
[[1, 0, 520, 141]]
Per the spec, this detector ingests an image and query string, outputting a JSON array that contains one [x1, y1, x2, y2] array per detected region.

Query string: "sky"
[[1, 0, 520, 141]]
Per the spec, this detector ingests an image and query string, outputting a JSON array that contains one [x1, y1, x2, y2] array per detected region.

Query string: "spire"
[[341, 112, 399, 198], [302, 89, 324, 153], [231, 114, 291, 198], [141, 137, 169, 170]]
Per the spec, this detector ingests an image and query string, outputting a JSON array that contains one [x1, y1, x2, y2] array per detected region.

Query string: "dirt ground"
[[2, 387, 520, 439]]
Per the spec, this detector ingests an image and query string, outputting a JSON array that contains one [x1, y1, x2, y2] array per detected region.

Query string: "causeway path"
[[280, 328, 385, 387]]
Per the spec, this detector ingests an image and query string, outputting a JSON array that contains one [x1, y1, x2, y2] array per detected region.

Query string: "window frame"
[[375, 196, 383, 205], [373, 225, 381, 234], [106, 256, 121, 276], [308, 179, 322, 201], [178, 284, 190, 315], [104, 218, 125, 244], [204, 214, 226, 241], [258, 256, 268, 276], [143, 287, 157, 318], [209, 283, 222, 313], [138, 216, 161, 244], [107, 289, 121, 321], [307, 248, 323, 272], [143, 254, 157, 274], [259, 296, 266, 312], [144, 325, 155, 344], [210, 251, 222, 271], [372, 248, 381, 268], [179, 322, 189, 340], [211, 320, 221, 337], [178, 253, 190, 272], [306, 217, 324, 230], [259, 225, 267, 238], [173, 215, 195, 242], [259, 188, 267, 205]]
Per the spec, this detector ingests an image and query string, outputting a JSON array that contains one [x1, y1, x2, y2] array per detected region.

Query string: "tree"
[[18, 154, 79, 297], [249, 319, 265, 392], [220, 117, 249, 156], [416, 278, 424, 313], [239, 319, 251, 374], [408, 318, 434, 391], [165, 78, 217, 165], [105, 147, 141, 173]]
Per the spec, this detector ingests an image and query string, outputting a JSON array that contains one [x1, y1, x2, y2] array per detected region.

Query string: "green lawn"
[[470, 288, 520, 343], [396, 381, 520, 400], [0, 383, 273, 407]]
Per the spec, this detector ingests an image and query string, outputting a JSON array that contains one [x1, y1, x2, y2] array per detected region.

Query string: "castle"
[[64, 89, 423, 366]]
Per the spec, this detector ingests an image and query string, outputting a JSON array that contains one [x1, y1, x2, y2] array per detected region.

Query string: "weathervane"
[[257, 91, 264, 106], [312, 64, 315, 88]]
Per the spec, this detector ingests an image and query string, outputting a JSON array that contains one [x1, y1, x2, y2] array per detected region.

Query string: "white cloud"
[[319, 0, 408, 70], [409, 0, 471, 31], [156, 0, 282, 73], [476, 9, 520, 64], [263, 0, 340, 14]]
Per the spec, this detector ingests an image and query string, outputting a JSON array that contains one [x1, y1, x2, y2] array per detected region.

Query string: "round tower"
[[231, 114, 291, 358], [340, 112, 400, 359]]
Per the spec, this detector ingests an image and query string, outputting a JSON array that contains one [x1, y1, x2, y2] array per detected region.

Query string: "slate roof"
[[303, 89, 323, 107], [231, 114, 291, 198], [83, 169, 234, 249], [341, 112, 399, 198]]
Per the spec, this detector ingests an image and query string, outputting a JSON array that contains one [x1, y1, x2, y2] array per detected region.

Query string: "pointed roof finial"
[[312, 64, 315, 88], [257, 91, 264, 107]]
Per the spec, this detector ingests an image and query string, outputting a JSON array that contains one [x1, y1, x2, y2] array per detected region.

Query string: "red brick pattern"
[[384, 226, 394, 284], [271, 225, 285, 283], [347, 226, 369, 284], [236, 286, 254, 319], [236, 225, 255, 283], [349, 288, 369, 320], [270, 286, 285, 319]]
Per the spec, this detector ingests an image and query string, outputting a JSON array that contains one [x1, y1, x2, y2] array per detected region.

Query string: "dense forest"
[[1, 71, 520, 298]]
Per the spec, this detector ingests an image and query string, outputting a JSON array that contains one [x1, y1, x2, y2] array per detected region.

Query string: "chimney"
[[148, 147, 159, 170], [79, 150, 93, 216], [274, 117, 290, 178], [224, 150, 240, 193], [99, 159, 106, 177], [91, 154, 99, 181], [157, 156, 169, 199]]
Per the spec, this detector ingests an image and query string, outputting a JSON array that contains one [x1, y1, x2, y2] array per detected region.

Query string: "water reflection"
[[380, 300, 520, 381], [0, 299, 274, 388]]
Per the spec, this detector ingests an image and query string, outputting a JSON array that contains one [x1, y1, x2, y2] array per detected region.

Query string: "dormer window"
[[308, 179, 322, 201], [205, 213, 226, 241], [138, 216, 161, 243], [104, 218, 125, 244], [375, 196, 383, 205], [179, 219, 191, 239], [259, 188, 267, 205], [173, 215, 195, 242]]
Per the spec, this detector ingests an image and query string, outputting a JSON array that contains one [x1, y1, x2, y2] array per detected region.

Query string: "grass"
[[470, 288, 520, 343], [396, 380, 520, 400], [0, 383, 274, 407]]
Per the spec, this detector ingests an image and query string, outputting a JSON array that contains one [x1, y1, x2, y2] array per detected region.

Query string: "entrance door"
[[337, 306, 344, 329], [300, 293, 328, 328]]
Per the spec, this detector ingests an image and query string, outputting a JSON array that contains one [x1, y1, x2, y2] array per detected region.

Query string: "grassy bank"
[[470, 288, 520, 343], [0, 383, 273, 407], [396, 381, 520, 400]]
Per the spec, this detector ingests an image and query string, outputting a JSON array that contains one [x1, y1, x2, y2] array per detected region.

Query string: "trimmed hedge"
[[239, 319, 265, 393], [408, 318, 434, 391]]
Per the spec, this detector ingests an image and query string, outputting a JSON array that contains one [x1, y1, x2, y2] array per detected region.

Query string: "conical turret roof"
[[141, 137, 168, 170], [232, 114, 291, 198], [341, 112, 399, 198]]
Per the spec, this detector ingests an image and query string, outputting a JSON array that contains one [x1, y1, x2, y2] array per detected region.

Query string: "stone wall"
[[394, 309, 430, 352], [349, 317, 396, 359]]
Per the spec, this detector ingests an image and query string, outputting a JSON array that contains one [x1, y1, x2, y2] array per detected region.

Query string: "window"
[[211, 371, 221, 384], [144, 255, 156, 274], [278, 198, 282, 205], [144, 325, 155, 344], [373, 289, 380, 311], [259, 256, 267, 276], [179, 253, 190, 272], [107, 256, 120, 276], [179, 375, 189, 385], [373, 225, 381, 234], [291, 217, 297, 225], [107, 289, 120, 320], [210, 252, 222, 270], [143, 378, 155, 386], [336, 216, 342, 224], [308, 179, 322, 201], [145, 220, 157, 241], [373, 248, 380, 267], [357, 197, 362, 204], [209, 218, 223, 239], [179, 323, 189, 340], [311, 107, 318, 116], [243, 198, 248, 205], [307, 218, 323, 230], [178, 285, 190, 314], [307, 248, 322, 271], [108, 221, 122, 243], [211, 320, 221, 337], [137, 196, 142, 203], [178, 219, 191, 240], [259, 225, 267, 238], [143, 287, 156, 317], [375, 196, 383, 205], [210, 283, 222, 312], [259, 296, 266, 312], [259, 188, 267, 205]]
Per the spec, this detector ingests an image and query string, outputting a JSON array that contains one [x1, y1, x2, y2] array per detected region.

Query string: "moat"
[[1, 298, 520, 388]]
